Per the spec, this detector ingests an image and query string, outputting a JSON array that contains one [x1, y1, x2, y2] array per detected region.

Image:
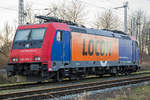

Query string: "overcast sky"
[[0, 0, 150, 30]]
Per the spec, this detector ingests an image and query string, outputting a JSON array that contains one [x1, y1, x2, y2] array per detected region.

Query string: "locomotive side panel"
[[72, 32, 119, 61]]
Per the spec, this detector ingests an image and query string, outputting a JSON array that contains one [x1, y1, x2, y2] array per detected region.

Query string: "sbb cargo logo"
[[72, 32, 119, 61]]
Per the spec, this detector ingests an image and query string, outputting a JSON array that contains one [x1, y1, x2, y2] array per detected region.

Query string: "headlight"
[[37, 57, 40, 60], [12, 58, 16, 62], [34, 57, 40, 61], [12, 58, 18, 62], [16, 58, 18, 62]]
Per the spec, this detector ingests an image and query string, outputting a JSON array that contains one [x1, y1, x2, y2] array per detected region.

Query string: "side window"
[[56, 31, 62, 41]]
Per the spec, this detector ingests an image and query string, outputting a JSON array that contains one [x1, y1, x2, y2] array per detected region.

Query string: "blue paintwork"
[[51, 30, 70, 62], [62, 31, 70, 61], [51, 30, 63, 61], [136, 48, 140, 64], [119, 39, 132, 62], [51, 25, 140, 72], [132, 41, 136, 63]]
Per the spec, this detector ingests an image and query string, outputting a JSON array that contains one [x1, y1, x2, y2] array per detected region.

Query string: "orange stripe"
[[72, 32, 119, 61]]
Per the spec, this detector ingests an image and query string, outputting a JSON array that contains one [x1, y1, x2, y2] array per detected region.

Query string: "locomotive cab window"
[[56, 31, 62, 41], [13, 28, 46, 49]]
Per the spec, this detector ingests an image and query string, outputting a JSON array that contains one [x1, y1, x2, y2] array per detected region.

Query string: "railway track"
[[0, 75, 150, 100], [0, 71, 150, 91]]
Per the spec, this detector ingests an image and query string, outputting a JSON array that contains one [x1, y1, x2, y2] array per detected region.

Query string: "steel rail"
[[1, 75, 150, 100], [0, 71, 150, 91]]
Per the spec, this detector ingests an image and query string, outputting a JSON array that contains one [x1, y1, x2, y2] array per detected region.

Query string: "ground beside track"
[[0, 66, 150, 95], [47, 80, 150, 100], [107, 84, 150, 100]]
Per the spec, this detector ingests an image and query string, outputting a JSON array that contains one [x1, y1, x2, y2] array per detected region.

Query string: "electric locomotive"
[[7, 16, 140, 81]]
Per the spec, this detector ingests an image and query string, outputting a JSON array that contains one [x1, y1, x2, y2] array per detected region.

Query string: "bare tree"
[[24, 2, 37, 24], [94, 9, 119, 29], [134, 10, 146, 61], [0, 23, 13, 66], [128, 16, 134, 36], [147, 22, 150, 55], [48, 0, 86, 25], [65, 0, 86, 24], [47, 3, 66, 19], [142, 20, 150, 56], [128, 9, 150, 62]]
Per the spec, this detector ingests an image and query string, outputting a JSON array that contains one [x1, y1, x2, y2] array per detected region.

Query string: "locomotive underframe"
[[7, 62, 140, 82]]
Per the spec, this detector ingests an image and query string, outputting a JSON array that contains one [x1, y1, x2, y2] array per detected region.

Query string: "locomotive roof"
[[33, 15, 131, 40], [69, 25, 131, 40]]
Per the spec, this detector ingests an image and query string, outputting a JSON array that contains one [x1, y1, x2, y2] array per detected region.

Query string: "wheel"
[[54, 70, 64, 82], [110, 73, 117, 76], [98, 74, 103, 77], [37, 81, 43, 84], [110, 68, 117, 76]]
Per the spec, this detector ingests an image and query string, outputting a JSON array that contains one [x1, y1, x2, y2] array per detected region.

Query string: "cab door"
[[132, 41, 136, 63], [62, 31, 70, 64], [51, 30, 70, 64]]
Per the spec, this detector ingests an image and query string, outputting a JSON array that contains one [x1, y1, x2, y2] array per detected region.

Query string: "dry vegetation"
[[0, 23, 13, 68], [141, 54, 150, 70], [107, 85, 150, 100], [66, 84, 150, 100], [94, 9, 120, 29]]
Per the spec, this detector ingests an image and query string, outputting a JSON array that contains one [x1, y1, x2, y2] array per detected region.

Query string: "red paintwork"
[[9, 22, 70, 71]]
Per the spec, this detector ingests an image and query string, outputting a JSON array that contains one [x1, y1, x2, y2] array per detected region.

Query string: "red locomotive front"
[[8, 24, 49, 78], [7, 22, 70, 81]]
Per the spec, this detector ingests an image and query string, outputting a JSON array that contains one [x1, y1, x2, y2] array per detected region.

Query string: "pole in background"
[[124, 1, 128, 33], [18, 0, 24, 25], [132, 17, 137, 39], [114, 1, 128, 33]]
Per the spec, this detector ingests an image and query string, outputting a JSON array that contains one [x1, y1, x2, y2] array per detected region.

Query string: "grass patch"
[[107, 85, 150, 100], [0, 81, 34, 87], [0, 76, 9, 84], [133, 70, 150, 74], [0, 75, 36, 87]]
